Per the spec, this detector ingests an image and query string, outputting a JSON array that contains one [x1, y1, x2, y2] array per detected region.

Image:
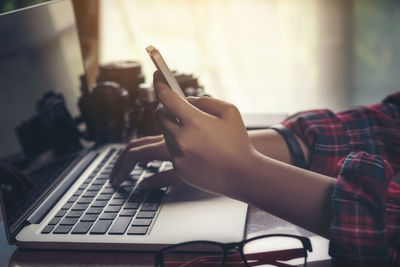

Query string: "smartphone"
[[146, 45, 187, 100]]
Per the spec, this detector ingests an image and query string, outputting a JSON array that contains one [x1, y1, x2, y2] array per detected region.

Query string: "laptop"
[[0, 0, 247, 250]]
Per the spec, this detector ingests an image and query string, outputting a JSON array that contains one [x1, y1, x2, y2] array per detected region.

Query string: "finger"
[[188, 96, 237, 119], [111, 142, 167, 186], [163, 130, 183, 157], [155, 106, 180, 136], [139, 170, 182, 190], [154, 80, 194, 124], [155, 108, 184, 156], [111, 135, 164, 180], [153, 70, 167, 85]]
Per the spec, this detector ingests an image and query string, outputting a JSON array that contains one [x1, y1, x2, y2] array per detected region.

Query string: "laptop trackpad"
[[165, 183, 220, 203], [152, 184, 248, 244]]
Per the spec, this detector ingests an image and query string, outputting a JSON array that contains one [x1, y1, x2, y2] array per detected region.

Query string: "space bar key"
[[108, 217, 132, 235]]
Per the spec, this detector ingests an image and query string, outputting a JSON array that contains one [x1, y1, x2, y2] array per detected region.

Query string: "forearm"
[[248, 129, 310, 165], [226, 150, 335, 238]]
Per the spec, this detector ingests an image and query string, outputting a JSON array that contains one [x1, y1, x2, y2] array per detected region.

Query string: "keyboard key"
[[49, 217, 61, 225], [92, 179, 106, 186], [91, 200, 107, 207], [142, 171, 154, 178], [99, 213, 117, 220], [88, 185, 102, 191], [109, 199, 125, 206], [97, 174, 109, 179], [109, 217, 132, 235], [132, 219, 152, 226], [72, 204, 89, 211], [73, 190, 84, 196], [113, 192, 129, 199], [163, 161, 173, 170], [55, 210, 67, 217], [41, 225, 54, 234], [61, 203, 73, 210], [104, 206, 121, 213], [84, 177, 94, 183], [72, 221, 93, 234], [124, 202, 140, 209], [53, 225, 73, 234], [81, 214, 98, 222], [66, 210, 84, 218], [83, 191, 97, 197], [121, 180, 135, 186], [141, 203, 160, 211], [103, 183, 113, 188], [68, 196, 78, 203], [127, 226, 148, 235], [78, 183, 89, 190], [119, 209, 136, 217], [77, 197, 94, 204], [147, 160, 163, 169], [97, 194, 112, 201], [137, 211, 156, 219], [101, 188, 116, 194], [90, 220, 112, 234], [131, 169, 143, 176], [121, 186, 134, 192], [60, 217, 78, 226], [86, 207, 103, 214]]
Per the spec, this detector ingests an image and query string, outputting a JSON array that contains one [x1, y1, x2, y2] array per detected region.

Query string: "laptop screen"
[[0, 0, 85, 237]]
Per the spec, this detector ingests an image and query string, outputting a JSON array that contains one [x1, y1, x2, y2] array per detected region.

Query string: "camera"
[[79, 60, 209, 140], [16, 91, 82, 157]]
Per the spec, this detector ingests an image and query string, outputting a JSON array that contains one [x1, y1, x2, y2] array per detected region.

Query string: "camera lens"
[[89, 81, 129, 143]]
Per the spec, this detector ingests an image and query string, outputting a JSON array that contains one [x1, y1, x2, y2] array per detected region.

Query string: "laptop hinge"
[[27, 151, 98, 224]]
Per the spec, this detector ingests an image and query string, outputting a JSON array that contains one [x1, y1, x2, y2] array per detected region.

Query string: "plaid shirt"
[[282, 91, 400, 265]]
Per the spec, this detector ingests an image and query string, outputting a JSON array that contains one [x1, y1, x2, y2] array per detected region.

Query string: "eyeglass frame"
[[155, 233, 313, 267]]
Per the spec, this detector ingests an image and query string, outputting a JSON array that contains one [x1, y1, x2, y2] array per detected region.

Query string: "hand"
[[110, 135, 182, 187], [154, 80, 257, 196]]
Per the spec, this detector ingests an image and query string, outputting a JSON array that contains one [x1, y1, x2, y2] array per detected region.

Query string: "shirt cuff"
[[329, 151, 394, 263]]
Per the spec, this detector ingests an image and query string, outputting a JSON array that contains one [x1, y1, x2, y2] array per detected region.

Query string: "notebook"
[[0, 0, 247, 251]]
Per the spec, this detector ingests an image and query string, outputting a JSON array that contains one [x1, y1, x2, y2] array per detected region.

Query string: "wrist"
[[224, 146, 265, 200]]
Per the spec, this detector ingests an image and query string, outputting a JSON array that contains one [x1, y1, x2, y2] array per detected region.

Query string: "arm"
[[229, 149, 335, 238], [151, 81, 336, 238], [109, 70, 335, 238], [248, 129, 310, 166]]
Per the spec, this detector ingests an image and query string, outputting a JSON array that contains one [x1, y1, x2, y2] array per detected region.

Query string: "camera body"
[[79, 61, 209, 140]]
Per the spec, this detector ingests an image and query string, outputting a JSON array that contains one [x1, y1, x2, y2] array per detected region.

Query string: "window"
[[100, 0, 400, 114]]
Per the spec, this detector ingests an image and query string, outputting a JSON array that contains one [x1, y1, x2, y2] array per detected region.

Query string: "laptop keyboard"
[[41, 148, 170, 236]]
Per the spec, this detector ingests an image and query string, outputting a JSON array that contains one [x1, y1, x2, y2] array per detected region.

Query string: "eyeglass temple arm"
[[236, 248, 307, 262], [161, 248, 308, 267]]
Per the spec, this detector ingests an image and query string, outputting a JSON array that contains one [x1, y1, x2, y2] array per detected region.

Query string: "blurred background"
[[2, 0, 400, 114]]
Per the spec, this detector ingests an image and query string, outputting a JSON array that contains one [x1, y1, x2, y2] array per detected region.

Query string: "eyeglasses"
[[155, 234, 313, 267]]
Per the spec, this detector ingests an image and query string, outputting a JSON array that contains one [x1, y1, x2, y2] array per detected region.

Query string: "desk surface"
[[0, 205, 331, 267]]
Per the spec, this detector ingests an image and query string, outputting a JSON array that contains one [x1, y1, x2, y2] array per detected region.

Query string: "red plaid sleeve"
[[281, 91, 400, 264], [330, 152, 393, 262]]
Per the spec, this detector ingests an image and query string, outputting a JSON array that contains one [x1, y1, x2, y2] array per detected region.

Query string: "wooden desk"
[[0, 206, 331, 267]]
